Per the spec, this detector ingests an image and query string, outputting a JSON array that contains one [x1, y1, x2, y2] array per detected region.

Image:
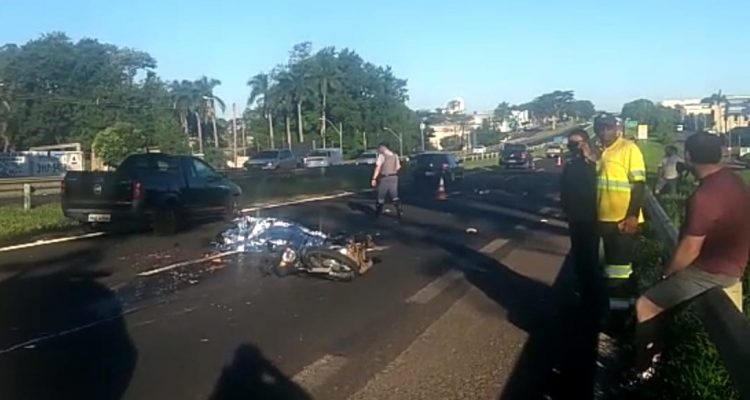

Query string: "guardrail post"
[[23, 183, 32, 211]]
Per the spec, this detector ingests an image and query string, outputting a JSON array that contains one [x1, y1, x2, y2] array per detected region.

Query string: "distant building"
[[661, 96, 750, 134]]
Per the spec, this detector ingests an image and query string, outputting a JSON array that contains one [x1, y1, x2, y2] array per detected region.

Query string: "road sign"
[[637, 124, 649, 140], [626, 120, 639, 129]]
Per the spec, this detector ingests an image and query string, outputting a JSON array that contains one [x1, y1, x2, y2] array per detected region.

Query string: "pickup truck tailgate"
[[62, 171, 135, 210]]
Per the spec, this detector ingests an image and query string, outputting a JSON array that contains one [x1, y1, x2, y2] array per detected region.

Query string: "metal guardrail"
[[644, 191, 750, 398]]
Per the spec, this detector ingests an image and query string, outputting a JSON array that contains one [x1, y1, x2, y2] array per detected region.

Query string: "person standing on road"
[[655, 145, 683, 195], [560, 129, 604, 312], [594, 114, 646, 300], [371, 142, 402, 219], [629, 132, 750, 382]]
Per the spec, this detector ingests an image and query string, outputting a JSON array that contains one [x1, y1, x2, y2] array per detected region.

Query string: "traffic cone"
[[556, 155, 562, 167], [436, 177, 447, 200]]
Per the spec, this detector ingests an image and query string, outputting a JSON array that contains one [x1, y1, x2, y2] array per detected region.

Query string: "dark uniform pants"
[[599, 221, 636, 307], [569, 220, 605, 313]]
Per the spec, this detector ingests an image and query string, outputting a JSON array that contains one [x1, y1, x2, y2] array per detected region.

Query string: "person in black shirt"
[[560, 129, 603, 312]]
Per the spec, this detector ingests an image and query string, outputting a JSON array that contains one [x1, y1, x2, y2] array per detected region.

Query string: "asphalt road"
[[0, 158, 601, 400]]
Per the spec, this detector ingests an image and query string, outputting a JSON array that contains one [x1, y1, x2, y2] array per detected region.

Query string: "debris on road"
[[212, 216, 376, 281], [466, 228, 478, 234]]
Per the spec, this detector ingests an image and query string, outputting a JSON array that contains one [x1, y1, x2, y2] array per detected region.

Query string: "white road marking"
[[479, 238, 509, 255], [539, 207, 554, 215], [136, 250, 240, 277], [406, 270, 464, 304], [0, 232, 106, 254], [406, 238, 509, 304], [292, 354, 348, 391], [241, 191, 364, 213], [0, 191, 367, 254]]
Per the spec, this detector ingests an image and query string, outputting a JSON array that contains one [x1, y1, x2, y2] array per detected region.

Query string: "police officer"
[[594, 114, 646, 308], [370, 142, 402, 219]]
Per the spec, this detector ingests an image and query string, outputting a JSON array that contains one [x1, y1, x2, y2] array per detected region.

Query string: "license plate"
[[425, 171, 436, 176], [87, 213, 111, 223]]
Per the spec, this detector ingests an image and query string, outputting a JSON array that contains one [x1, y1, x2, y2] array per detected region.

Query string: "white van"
[[303, 148, 344, 168]]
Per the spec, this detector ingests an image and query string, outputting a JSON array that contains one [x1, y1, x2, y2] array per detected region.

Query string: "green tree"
[[92, 122, 146, 166], [621, 99, 680, 142], [569, 100, 595, 120], [247, 73, 275, 148]]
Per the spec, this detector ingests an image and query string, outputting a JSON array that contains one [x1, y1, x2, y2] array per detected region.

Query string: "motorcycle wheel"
[[302, 249, 360, 281]]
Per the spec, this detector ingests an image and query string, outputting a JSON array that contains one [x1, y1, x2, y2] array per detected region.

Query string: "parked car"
[[354, 150, 378, 165], [244, 149, 297, 171], [302, 148, 343, 168], [472, 145, 487, 154], [501, 144, 533, 169], [545, 144, 562, 158], [62, 153, 242, 235], [410, 152, 464, 185]]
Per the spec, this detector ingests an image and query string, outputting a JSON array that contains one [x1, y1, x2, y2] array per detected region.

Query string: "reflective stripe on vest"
[[597, 179, 632, 192], [605, 264, 633, 279]]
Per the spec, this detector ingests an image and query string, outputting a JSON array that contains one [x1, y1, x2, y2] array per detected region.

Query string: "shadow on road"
[[0, 248, 137, 400], [374, 168, 603, 399], [209, 343, 312, 400]]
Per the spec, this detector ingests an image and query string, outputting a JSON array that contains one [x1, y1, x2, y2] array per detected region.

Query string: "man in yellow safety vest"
[[594, 114, 646, 309]]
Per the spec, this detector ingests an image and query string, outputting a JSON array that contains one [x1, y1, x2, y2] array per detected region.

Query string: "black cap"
[[594, 113, 619, 130]]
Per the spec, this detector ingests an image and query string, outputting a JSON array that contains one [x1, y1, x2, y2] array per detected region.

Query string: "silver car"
[[244, 150, 297, 171], [354, 150, 378, 165]]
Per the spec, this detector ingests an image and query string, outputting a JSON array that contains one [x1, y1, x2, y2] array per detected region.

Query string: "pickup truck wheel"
[[153, 208, 178, 235]]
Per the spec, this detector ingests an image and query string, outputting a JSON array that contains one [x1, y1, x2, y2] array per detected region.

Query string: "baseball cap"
[[594, 113, 620, 130]]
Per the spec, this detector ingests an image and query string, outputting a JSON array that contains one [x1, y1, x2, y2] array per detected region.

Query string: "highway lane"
[[0, 158, 592, 400]]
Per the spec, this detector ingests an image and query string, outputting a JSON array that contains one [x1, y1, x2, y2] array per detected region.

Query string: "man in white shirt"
[[656, 145, 683, 195]]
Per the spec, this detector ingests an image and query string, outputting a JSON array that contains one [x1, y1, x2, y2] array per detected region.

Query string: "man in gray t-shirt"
[[370, 142, 402, 219]]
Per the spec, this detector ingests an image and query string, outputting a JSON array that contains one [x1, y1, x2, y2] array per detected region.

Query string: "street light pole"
[[383, 127, 403, 156], [419, 120, 426, 151], [232, 103, 238, 167], [320, 117, 345, 154], [339, 122, 343, 154]]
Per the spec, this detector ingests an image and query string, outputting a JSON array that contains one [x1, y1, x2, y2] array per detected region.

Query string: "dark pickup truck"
[[62, 153, 242, 234]]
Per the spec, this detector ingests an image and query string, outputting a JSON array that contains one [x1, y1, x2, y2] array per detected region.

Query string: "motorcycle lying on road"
[[268, 233, 374, 281]]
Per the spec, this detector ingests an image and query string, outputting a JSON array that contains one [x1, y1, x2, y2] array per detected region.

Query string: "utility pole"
[[241, 122, 247, 156], [232, 103, 238, 167], [339, 122, 343, 154], [419, 120, 426, 151], [362, 130, 367, 151]]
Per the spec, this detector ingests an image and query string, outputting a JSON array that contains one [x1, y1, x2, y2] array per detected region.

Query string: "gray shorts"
[[643, 266, 738, 309], [377, 175, 399, 204]]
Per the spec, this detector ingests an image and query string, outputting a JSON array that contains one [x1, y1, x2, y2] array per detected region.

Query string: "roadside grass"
[[0, 204, 76, 244], [638, 140, 665, 174]]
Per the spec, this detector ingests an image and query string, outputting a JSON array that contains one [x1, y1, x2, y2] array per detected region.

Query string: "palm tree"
[[193, 76, 224, 148], [278, 66, 313, 144], [247, 73, 275, 149], [169, 80, 193, 136], [311, 48, 340, 145], [702, 90, 728, 133], [0, 97, 10, 152]]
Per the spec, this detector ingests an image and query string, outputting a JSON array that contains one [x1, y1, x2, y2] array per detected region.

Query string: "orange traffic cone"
[[436, 177, 447, 200], [556, 155, 562, 167]]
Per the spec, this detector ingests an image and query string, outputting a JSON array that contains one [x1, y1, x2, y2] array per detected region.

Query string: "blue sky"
[[2, 0, 749, 113]]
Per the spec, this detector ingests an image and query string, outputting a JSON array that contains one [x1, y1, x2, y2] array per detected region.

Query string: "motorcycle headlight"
[[281, 248, 297, 264]]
